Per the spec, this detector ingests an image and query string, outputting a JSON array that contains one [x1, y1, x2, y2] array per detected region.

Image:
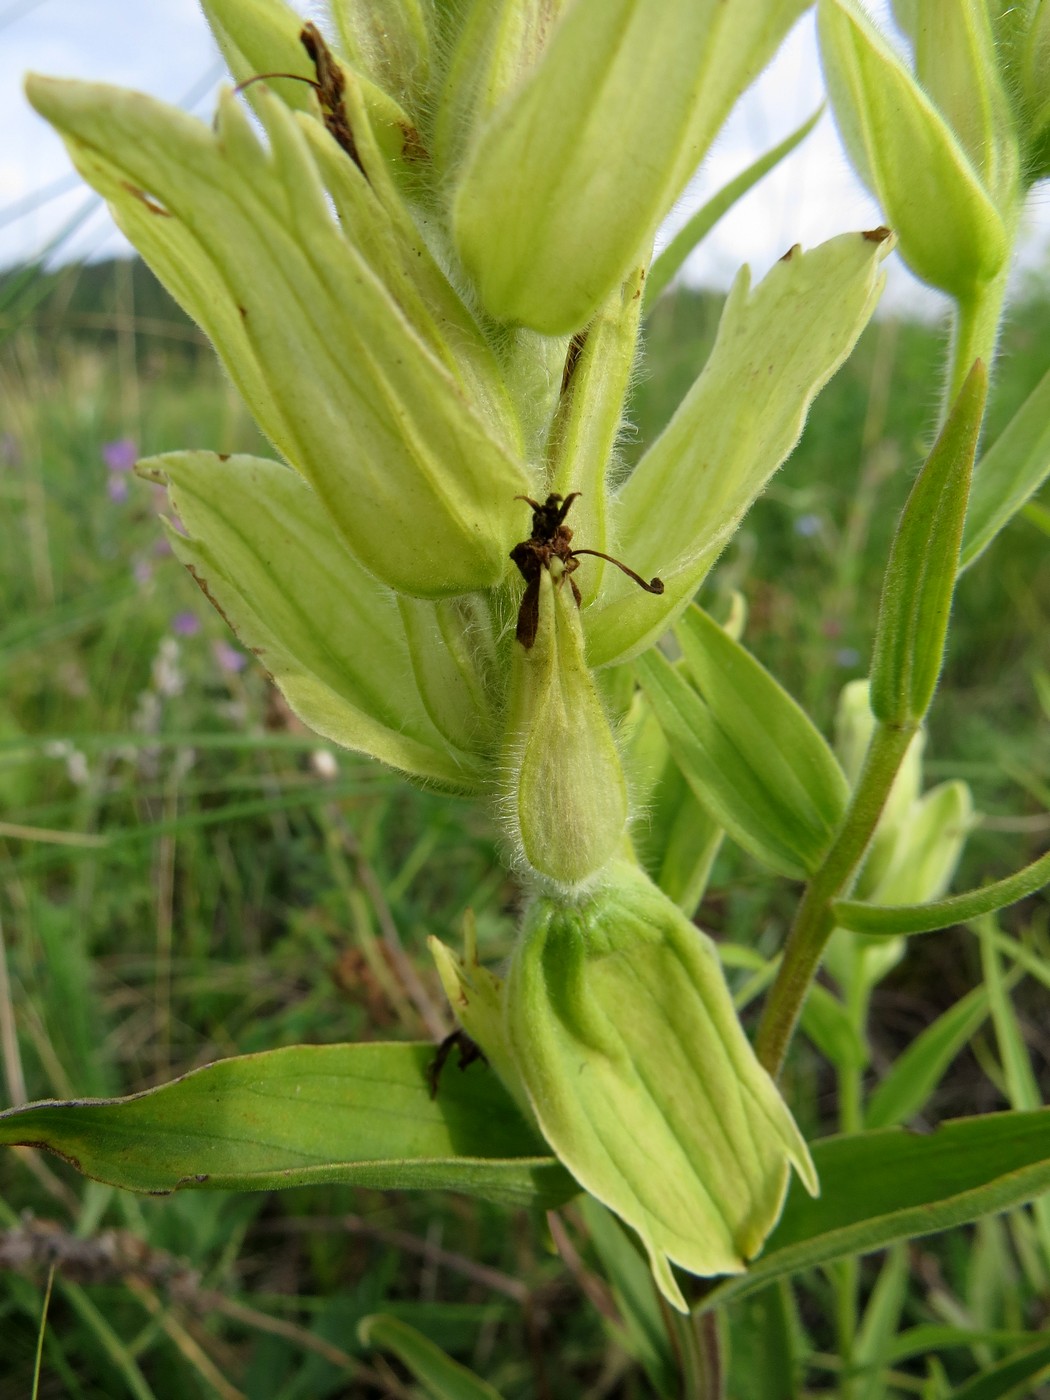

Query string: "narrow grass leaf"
[[865, 985, 991, 1129], [357, 1315, 503, 1400], [949, 1341, 1050, 1400], [853, 1243, 909, 1400], [961, 359, 1050, 568], [978, 918, 1050, 1263], [0, 1043, 574, 1209], [833, 845, 1050, 935], [644, 106, 823, 309], [870, 359, 988, 725], [579, 1197, 677, 1398], [701, 1109, 1050, 1311]]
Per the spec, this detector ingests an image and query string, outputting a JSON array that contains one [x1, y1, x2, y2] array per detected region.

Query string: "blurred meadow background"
[[0, 242, 1048, 1396]]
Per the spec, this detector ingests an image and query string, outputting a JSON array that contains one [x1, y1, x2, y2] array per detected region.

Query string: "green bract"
[[26, 75, 530, 600], [505, 862, 818, 1310], [585, 230, 894, 667]]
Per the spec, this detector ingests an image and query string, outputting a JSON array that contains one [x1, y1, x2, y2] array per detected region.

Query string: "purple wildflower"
[[213, 640, 247, 674], [102, 437, 138, 473], [172, 611, 201, 637]]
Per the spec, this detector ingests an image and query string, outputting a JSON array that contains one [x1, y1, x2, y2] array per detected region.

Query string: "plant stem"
[[945, 267, 1008, 412], [755, 721, 916, 1079]]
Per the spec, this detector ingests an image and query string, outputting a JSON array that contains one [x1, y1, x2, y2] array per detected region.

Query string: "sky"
[[1, 1, 1047, 315]]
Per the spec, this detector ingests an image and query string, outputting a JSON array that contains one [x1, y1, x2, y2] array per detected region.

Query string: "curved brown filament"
[[231, 72, 320, 100], [569, 548, 664, 594]]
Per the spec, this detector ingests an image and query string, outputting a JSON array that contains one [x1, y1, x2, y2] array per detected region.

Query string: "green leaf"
[[452, 0, 808, 332], [726, 1282, 800, 1400], [818, 0, 1008, 297], [141, 452, 485, 792], [637, 608, 848, 878], [833, 845, 1050, 935], [865, 986, 991, 1130], [624, 694, 722, 917], [644, 105, 823, 309], [870, 359, 988, 726], [0, 1043, 574, 1209], [950, 1341, 1050, 1400], [586, 229, 892, 667], [702, 1109, 1050, 1312], [357, 1315, 504, 1400], [961, 359, 1050, 568], [676, 606, 850, 850]]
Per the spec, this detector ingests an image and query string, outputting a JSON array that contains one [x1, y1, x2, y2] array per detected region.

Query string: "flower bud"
[[912, 0, 1018, 206], [453, 0, 808, 332], [502, 568, 627, 886], [431, 0, 570, 180], [505, 861, 817, 1310], [818, 0, 1007, 298]]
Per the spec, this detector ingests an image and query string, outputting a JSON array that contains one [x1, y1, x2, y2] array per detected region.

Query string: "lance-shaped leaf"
[[585, 230, 892, 668], [1022, 1, 1050, 171], [636, 608, 848, 878], [818, 0, 1007, 298], [506, 861, 817, 1311], [833, 846, 1050, 938], [870, 360, 987, 727], [962, 359, 1050, 568], [0, 1042, 575, 1209], [701, 1109, 1050, 1312], [453, 0, 808, 333], [645, 105, 823, 310], [625, 696, 722, 917], [141, 451, 485, 792], [27, 76, 531, 599]]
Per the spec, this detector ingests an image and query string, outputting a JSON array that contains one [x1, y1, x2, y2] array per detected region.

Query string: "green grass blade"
[[357, 1314, 504, 1399], [644, 106, 823, 309], [0, 1042, 574, 1209], [949, 1341, 1050, 1400], [865, 985, 991, 1129]]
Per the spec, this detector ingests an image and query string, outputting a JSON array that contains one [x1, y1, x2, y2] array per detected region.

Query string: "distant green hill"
[[0, 256, 205, 361]]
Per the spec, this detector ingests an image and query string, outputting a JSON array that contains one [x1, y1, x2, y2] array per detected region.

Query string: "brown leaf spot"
[[121, 183, 171, 217]]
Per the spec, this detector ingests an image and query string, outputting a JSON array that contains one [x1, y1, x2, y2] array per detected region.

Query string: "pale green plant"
[[7, 0, 1050, 1392]]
